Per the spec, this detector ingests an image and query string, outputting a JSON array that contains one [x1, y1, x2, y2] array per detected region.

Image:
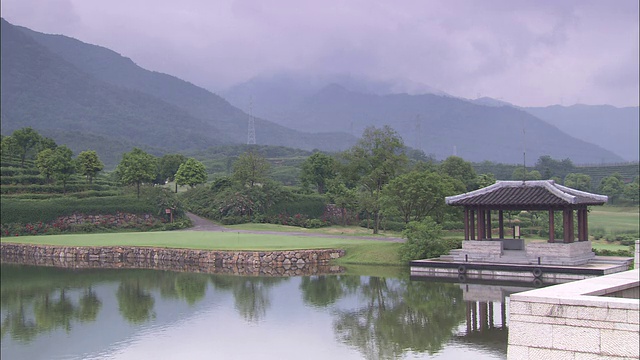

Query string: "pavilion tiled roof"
[[445, 180, 608, 208]]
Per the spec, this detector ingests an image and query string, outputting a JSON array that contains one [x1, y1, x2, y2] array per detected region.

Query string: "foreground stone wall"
[[0, 244, 345, 277], [508, 270, 639, 359]]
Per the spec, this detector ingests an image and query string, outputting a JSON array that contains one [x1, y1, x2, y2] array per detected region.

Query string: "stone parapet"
[[0, 243, 345, 277], [507, 269, 640, 359]]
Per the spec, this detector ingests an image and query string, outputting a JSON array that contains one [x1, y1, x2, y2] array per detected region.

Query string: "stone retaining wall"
[[0, 243, 345, 277]]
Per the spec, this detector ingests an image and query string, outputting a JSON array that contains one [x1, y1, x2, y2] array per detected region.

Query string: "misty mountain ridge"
[[0, 18, 631, 165], [224, 79, 624, 163], [0, 18, 358, 166]]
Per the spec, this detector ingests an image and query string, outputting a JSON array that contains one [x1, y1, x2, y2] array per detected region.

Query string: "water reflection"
[[1, 264, 512, 360]]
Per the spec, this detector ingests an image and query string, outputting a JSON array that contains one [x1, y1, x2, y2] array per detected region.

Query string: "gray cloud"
[[1, 0, 637, 107]]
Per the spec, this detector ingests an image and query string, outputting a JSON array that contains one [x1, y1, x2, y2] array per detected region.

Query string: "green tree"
[[623, 176, 639, 204], [399, 217, 448, 262], [300, 152, 337, 194], [76, 150, 104, 184], [233, 151, 270, 187], [564, 173, 591, 191], [0, 135, 19, 160], [175, 158, 207, 188], [511, 167, 542, 181], [535, 155, 575, 179], [11, 127, 42, 167], [599, 173, 624, 204], [116, 148, 158, 198], [476, 173, 497, 188], [438, 156, 477, 190], [325, 178, 358, 226], [156, 154, 187, 191], [36, 146, 75, 193], [342, 126, 407, 234], [381, 171, 458, 224], [36, 148, 57, 183]]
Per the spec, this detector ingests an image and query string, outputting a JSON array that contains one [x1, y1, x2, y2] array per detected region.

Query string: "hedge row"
[[265, 194, 327, 218], [0, 196, 156, 224], [0, 183, 115, 194]]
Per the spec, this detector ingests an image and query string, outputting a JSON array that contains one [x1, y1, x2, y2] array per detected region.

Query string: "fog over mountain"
[[2, 18, 633, 165], [1, 0, 637, 108]]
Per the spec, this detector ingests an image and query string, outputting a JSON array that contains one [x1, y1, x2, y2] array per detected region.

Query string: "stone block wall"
[[455, 240, 503, 261], [508, 270, 640, 359], [0, 244, 345, 277], [525, 241, 595, 266]]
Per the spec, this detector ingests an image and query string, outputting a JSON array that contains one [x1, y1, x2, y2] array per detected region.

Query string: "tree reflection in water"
[[2, 263, 469, 359], [210, 275, 287, 322], [332, 277, 466, 359]]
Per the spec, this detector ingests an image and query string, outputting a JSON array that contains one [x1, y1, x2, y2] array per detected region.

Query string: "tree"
[[381, 171, 459, 224], [475, 173, 497, 189], [342, 126, 407, 234], [36, 148, 56, 183], [511, 167, 542, 181], [35, 146, 75, 193], [623, 176, 639, 204], [175, 158, 207, 188], [76, 150, 104, 184], [156, 154, 187, 191], [564, 173, 591, 191], [233, 151, 270, 187], [116, 148, 158, 198], [599, 173, 624, 204], [535, 155, 574, 179], [439, 156, 477, 190], [325, 178, 358, 226], [300, 152, 337, 194], [11, 127, 42, 167]]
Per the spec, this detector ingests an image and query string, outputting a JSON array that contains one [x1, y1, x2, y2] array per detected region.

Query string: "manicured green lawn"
[[589, 206, 639, 234], [225, 223, 403, 238], [1, 231, 404, 265]]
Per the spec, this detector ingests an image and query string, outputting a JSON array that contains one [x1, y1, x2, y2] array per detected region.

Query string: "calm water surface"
[[1, 264, 513, 359]]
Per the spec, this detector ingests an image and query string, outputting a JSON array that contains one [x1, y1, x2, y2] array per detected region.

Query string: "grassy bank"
[[0, 231, 404, 266]]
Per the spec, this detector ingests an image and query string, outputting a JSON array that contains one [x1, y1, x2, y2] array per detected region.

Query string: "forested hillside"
[[0, 19, 356, 166]]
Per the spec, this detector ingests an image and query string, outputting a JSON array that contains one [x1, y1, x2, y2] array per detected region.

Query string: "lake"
[[1, 264, 516, 359]]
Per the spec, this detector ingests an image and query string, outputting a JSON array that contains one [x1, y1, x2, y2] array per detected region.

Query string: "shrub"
[[592, 248, 633, 257], [398, 217, 450, 262]]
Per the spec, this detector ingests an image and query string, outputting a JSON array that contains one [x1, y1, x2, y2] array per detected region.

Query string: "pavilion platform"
[[411, 180, 634, 285], [410, 253, 632, 286]]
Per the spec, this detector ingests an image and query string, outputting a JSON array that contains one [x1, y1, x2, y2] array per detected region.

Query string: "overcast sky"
[[2, 0, 638, 107]]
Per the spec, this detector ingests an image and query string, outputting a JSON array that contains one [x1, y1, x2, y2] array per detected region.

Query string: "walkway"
[[184, 212, 404, 243]]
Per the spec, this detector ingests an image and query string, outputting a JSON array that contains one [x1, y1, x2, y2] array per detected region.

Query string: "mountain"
[[523, 105, 639, 162], [0, 19, 356, 165], [225, 82, 623, 164], [222, 72, 449, 129]]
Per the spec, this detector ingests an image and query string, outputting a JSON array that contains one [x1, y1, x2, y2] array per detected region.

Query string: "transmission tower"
[[247, 97, 256, 145]]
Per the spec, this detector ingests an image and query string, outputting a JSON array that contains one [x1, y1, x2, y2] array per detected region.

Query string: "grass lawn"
[[589, 206, 639, 234], [225, 223, 403, 238], [1, 231, 404, 266]]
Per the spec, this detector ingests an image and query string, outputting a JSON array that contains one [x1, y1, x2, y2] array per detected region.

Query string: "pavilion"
[[444, 180, 608, 266]]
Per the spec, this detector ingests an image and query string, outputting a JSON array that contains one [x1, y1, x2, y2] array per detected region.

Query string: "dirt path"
[[183, 212, 404, 243]]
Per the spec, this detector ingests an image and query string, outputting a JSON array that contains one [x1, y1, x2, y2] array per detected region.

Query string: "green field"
[[589, 206, 639, 234], [0, 231, 404, 266]]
